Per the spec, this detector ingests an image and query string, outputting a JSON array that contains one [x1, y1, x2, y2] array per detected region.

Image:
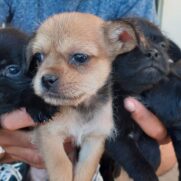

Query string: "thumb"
[[0, 108, 35, 130]]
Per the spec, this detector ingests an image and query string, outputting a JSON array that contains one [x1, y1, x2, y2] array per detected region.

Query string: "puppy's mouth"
[[40, 90, 86, 105], [140, 65, 167, 75], [43, 92, 84, 100], [142, 66, 159, 72]]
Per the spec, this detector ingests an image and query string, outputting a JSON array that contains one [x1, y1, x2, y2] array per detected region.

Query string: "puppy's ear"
[[103, 21, 137, 57], [167, 39, 181, 62]]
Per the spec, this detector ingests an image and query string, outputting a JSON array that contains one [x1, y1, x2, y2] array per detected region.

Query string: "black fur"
[[103, 18, 181, 181], [167, 39, 181, 62], [0, 28, 58, 123]]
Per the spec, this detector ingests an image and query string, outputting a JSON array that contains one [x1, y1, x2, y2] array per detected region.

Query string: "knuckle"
[[153, 127, 167, 141]]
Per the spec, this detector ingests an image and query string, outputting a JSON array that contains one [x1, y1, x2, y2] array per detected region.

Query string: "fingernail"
[[124, 98, 135, 112]]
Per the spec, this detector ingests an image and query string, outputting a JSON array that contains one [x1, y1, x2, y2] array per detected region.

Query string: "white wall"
[[160, 0, 181, 47]]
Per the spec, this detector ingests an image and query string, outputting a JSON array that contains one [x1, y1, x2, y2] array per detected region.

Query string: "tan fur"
[[30, 12, 137, 181], [104, 21, 137, 57], [33, 13, 112, 106]]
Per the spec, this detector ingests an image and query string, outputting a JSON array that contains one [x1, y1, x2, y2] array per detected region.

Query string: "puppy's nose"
[[146, 49, 159, 60], [41, 74, 59, 90]]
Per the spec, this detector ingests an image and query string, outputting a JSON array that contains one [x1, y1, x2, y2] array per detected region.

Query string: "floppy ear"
[[167, 39, 181, 62], [103, 21, 137, 57]]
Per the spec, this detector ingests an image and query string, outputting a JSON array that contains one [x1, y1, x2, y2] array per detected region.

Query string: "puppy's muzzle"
[[146, 49, 160, 60], [41, 74, 59, 91]]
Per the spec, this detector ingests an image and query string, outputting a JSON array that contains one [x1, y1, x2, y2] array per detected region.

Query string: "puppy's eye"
[[160, 42, 167, 49], [70, 53, 89, 65], [5, 65, 21, 77], [32, 52, 44, 65]]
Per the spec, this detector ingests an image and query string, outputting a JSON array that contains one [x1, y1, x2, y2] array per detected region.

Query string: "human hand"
[[0, 108, 44, 168], [124, 97, 177, 175], [124, 97, 169, 144], [0, 108, 74, 168]]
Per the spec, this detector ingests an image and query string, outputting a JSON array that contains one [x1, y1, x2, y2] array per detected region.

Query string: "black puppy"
[[104, 18, 181, 181], [0, 27, 58, 122]]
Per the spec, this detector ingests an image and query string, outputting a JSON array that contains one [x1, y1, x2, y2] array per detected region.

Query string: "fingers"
[[0, 109, 75, 167], [0, 130, 33, 148], [0, 141, 74, 168], [0, 152, 17, 163], [0, 129, 44, 168], [0, 129, 45, 168], [0, 109, 45, 168], [0, 108, 35, 130], [0, 147, 45, 168], [5, 146, 45, 168], [124, 97, 168, 143], [156, 142, 177, 176]]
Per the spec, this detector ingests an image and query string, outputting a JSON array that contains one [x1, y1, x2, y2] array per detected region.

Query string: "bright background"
[[158, 0, 181, 47]]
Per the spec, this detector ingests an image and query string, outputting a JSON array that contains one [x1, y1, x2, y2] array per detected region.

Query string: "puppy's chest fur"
[[37, 85, 114, 146]]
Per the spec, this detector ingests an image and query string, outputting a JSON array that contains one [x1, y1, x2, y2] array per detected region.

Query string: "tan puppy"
[[30, 13, 137, 181]]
